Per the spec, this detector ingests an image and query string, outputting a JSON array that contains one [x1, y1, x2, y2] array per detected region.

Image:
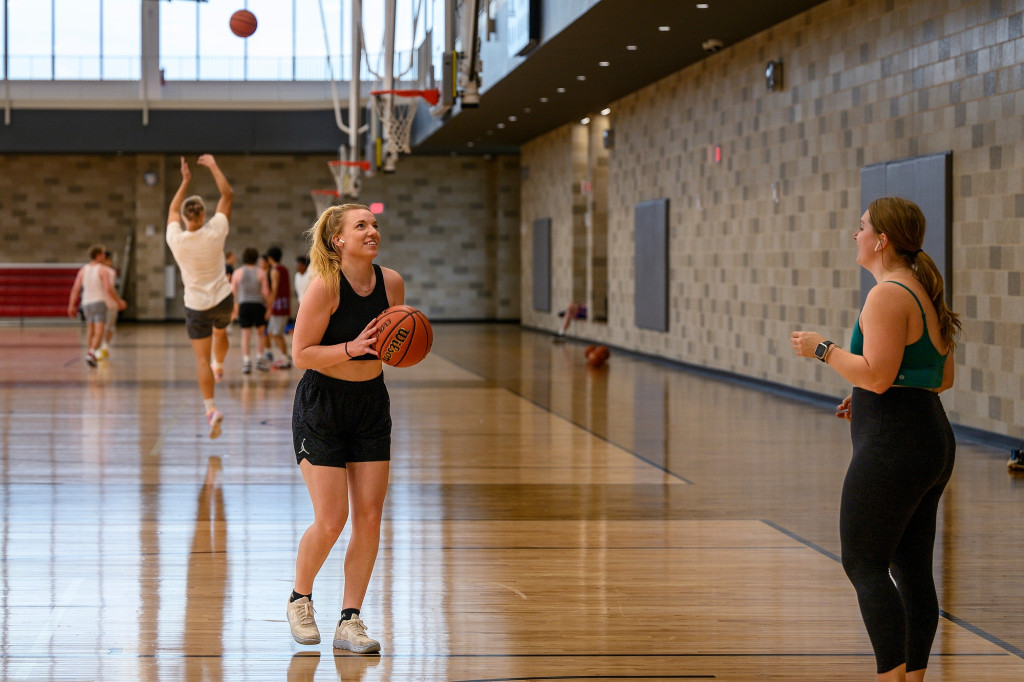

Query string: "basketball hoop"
[[370, 89, 440, 172], [310, 189, 341, 217], [328, 160, 371, 198]]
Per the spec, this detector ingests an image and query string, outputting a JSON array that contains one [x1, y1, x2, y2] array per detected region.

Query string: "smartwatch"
[[814, 340, 835, 362]]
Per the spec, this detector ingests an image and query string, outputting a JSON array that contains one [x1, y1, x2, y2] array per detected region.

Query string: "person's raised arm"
[[167, 156, 191, 227], [197, 154, 233, 219]]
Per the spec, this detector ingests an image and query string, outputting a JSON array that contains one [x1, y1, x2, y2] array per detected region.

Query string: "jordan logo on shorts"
[[298, 439, 311, 456]]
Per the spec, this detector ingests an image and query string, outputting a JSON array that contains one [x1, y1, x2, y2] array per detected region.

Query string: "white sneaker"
[[206, 409, 223, 440], [287, 597, 321, 645], [333, 616, 380, 653]]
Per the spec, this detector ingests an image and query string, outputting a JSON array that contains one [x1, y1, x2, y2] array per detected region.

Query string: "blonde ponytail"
[[304, 203, 369, 298]]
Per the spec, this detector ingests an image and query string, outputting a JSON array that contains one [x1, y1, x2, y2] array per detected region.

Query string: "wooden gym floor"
[[1, 322, 1022, 681]]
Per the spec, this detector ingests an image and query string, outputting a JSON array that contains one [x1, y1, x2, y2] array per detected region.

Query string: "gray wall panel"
[[859, 152, 952, 306], [532, 217, 552, 312], [634, 198, 669, 331]]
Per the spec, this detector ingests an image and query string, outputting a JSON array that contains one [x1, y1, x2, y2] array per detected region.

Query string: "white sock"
[[204, 399, 216, 413], [243, 355, 250, 363], [211, 360, 223, 371]]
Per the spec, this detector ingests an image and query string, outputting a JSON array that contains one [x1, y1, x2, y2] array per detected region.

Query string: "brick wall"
[[520, 0, 1024, 440], [0, 152, 520, 322]]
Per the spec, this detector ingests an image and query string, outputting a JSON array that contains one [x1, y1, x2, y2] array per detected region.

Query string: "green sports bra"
[[849, 281, 947, 389]]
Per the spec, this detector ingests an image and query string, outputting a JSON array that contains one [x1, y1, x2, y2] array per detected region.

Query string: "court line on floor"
[[760, 518, 1024, 659]]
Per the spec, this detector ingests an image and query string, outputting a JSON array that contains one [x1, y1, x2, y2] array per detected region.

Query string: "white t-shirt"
[[80, 262, 109, 306], [166, 212, 232, 311], [294, 268, 311, 304]]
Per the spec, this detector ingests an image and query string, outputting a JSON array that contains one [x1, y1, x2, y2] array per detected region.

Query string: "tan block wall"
[[1, 152, 519, 322], [520, 0, 1024, 439], [521, 125, 574, 318]]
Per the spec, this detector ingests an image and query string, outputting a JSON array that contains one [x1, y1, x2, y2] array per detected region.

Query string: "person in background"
[[294, 255, 311, 306], [231, 247, 272, 374], [67, 244, 126, 367], [97, 249, 122, 361], [553, 301, 587, 342], [224, 250, 236, 281], [265, 246, 292, 369], [165, 154, 234, 439]]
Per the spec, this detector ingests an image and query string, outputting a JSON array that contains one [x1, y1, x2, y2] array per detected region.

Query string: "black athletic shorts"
[[184, 294, 234, 339], [237, 302, 267, 329], [292, 370, 391, 467]]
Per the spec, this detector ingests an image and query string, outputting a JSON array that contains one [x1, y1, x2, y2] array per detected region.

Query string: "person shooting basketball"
[[285, 203, 404, 655], [165, 154, 234, 439]]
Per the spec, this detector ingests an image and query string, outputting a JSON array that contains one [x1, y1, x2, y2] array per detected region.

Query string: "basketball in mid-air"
[[374, 305, 433, 368], [230, 10, 258, 38]]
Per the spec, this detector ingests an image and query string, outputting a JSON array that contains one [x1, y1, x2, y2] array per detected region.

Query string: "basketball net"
[[310, 189, 340, 216], [328, 159, 371, 199], [372, 92, 417, 171]]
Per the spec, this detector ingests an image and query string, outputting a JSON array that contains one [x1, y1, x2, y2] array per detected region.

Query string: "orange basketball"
[[587, 345, 610, 368], [373, 305, 433, 368], [584, 344, 597, 357], [230, 9, 258, 38]]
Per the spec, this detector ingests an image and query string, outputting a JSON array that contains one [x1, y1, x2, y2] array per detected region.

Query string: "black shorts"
[[185, 294, 234, 339], [292, 370, 391, 467], [237, 302, 267, 329]]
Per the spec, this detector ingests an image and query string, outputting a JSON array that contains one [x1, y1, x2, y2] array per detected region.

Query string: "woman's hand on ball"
[[349, 319, 379, 357]]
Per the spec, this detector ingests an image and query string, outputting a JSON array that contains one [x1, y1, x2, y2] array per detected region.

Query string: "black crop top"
[[319, 264, 389, 361]]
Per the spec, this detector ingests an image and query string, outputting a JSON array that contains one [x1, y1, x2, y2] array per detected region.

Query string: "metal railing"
[[2, 49, 431, 82]]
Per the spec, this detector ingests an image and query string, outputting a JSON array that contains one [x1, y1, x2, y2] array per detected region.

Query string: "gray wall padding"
[[634, 198, 669, 331], [860, 152, 953, 306], [532, 217, 552, 312]]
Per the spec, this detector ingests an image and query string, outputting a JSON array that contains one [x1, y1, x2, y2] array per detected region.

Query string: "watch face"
[[814, 342, 827, 359]]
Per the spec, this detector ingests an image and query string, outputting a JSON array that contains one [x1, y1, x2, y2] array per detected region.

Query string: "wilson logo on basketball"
[[381, 328, 409, 362]]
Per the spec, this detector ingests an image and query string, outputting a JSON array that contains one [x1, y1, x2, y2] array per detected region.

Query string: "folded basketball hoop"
[[309, 189, 341, 216], [370, 89, 440, 171]]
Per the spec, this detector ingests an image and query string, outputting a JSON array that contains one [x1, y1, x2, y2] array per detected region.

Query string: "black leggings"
[[841, 387, 955, 674]]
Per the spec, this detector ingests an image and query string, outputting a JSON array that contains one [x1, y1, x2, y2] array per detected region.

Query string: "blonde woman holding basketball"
[[791, 197, 960, 682], [285, 204, 404, 655]]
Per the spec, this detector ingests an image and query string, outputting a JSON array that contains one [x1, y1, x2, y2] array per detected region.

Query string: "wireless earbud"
[[874, 241, 882, 252]]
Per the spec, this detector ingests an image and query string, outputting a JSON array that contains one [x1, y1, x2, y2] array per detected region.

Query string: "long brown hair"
[[868, 196, 962, 351], [304, 203, 370, 298]]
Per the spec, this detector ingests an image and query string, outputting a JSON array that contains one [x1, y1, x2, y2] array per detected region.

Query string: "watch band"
[[814, 340, 835, 362]]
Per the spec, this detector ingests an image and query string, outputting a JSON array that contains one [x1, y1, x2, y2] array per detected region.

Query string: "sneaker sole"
[[208, 414, 223, 440], [291, 632, 321, 645], [333, 638, 380, 654]]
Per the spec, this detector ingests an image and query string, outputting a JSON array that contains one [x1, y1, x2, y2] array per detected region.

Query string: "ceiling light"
[[659, 26, 670, 31], [539, 97, 549, 102], [599, 61, 610, 67], [626, 45, 637, 50], [508, 115, 517, 121], [601, 108, 611, 116], [581, 117, 590, 125], [697, 3, 709, 8], [497, 123, 505, 128], [524, 107, 532, 113], [556, 87, 566, 93], [576, 75, 586, 81]]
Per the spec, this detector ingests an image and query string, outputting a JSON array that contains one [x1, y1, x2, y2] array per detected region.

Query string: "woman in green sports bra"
[[790, 197, 962, 682]]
